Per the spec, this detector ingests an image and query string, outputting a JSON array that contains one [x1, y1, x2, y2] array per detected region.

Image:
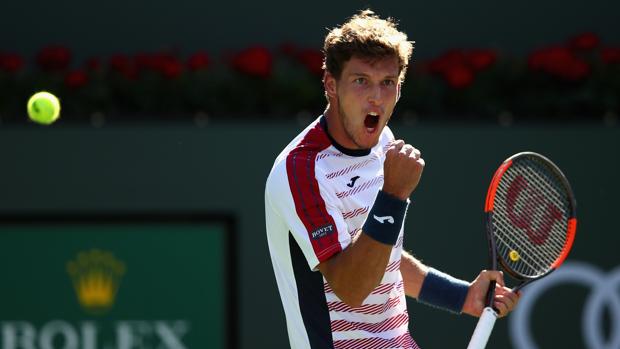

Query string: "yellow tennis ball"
[[27, 91, 61, 125], [509, 250, 520, 262]]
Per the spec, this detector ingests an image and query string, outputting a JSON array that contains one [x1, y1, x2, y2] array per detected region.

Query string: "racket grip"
[[466, 307, 498, 349], [485, 280, 496, 308]]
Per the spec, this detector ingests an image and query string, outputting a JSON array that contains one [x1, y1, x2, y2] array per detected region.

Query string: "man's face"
[[325, 55, 401, 150]]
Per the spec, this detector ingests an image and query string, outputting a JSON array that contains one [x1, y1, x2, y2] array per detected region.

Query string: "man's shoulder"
[[368, 125, 395, 155], [381, 125, 395, 143], [266, 116, 332, 193], [271, 117, 334, 167]]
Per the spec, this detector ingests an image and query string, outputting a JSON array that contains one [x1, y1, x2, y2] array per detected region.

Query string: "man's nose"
[[367, 84, 382, 104]]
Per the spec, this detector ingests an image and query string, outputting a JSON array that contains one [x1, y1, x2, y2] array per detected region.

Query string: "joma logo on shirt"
[[311, 224, 335, 240]]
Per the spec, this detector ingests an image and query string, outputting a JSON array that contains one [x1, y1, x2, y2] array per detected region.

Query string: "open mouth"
[[364, 113, 380, 129]]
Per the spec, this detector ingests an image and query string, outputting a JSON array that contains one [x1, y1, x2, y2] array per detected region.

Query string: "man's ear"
[[324, 72, 337, 99], [396, 83, 401, 102]]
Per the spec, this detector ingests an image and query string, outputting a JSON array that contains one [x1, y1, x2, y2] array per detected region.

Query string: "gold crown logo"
[[67, 249, 126, 314]]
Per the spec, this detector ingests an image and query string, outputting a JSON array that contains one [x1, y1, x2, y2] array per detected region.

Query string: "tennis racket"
[[466, 151, 577, 349]]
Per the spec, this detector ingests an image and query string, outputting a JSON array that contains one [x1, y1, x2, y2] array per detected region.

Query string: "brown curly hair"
[[323, 10, 414, 83]]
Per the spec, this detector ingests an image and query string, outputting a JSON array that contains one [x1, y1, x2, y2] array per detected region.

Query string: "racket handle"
[[485, 280, 496, 308], [466, 307, 498, 349]]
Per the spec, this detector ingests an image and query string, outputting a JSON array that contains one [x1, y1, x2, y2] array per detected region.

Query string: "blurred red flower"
[[465, 49, 497, 71], [36, 45, 71, 71], [132, 52, 183, 79], [109, 54, 138, 80], [443, 64, 474, 89], [601, 47, 620, 64], [110, 54, 129, 71], [231, 46, 273, 78], [86, 57, 101, 71], [427, 49, 496, 89], [133, 52, 153, 71], [0, 52, 24, 72], [134, 52, 166, 71], [279, 42, 297, 56], [528, 46, 590, 81], [161, 58, 183, 79], [428, 49, 466, 75], [569, 32, 600, 51], [296, 49, 324, 76], [552, 58, 590, 81], [187, 51, 210, 71], [528, 46, 570, 70], [428, 49, 487, 88], [65, 69, 88, 88]]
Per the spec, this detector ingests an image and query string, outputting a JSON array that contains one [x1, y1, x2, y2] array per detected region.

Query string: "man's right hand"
[[382, 140, 425, 200]]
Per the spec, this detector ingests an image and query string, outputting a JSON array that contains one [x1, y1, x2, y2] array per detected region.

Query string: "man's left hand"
[[462, 270, 521, 317]]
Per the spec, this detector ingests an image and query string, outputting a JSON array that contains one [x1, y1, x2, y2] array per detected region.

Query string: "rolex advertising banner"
[[0, 215, 234, 349]]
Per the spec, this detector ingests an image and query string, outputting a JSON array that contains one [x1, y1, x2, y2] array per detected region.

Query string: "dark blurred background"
[[1, 0, 619, 123], [0, 1, 619, 348]]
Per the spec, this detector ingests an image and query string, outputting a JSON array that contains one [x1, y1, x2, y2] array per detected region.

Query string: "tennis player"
[[265, 10, 520, 348]]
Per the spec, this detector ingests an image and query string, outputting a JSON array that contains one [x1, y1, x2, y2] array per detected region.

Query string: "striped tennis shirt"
[[265, 116, 420, 349]]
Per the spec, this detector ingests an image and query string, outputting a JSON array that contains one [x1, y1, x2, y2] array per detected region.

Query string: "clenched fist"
[[382, 140, 425, 200]]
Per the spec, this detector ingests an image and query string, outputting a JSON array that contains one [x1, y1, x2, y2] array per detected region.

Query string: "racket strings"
[[493, 189, 567, 272], [494, 179, 568, 255], [511, 159, 571, 243], [492, 213, 557, 276], [519, 158, 568, 213], [495, 172, 569, 253], [495, 235, 544, 276], [493, 212, 562, 277], [491, 158, 572, 278]]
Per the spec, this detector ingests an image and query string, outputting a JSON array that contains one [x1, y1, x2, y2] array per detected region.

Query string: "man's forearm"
[[401, 250, 429, 299], [318, 231, 393, 308]]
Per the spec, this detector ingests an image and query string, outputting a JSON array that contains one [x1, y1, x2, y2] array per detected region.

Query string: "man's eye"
[[383, 79, 396, 86], [354, 78, 366, 84]]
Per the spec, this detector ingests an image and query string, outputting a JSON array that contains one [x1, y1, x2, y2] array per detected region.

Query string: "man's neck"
[[323, 104, 354, 150], [322, 105, 372, 157]]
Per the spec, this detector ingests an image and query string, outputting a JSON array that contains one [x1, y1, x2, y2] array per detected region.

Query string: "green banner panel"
[[0, 215, 234, 349]]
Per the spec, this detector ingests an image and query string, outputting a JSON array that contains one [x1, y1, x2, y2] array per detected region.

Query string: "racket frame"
[[485, 152, 577, 287], [468, 152, 577, 349]]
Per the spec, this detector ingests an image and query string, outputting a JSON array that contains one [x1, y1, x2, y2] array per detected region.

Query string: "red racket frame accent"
[[484, 160, 513, 212], [551, 217, 577, 269]]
